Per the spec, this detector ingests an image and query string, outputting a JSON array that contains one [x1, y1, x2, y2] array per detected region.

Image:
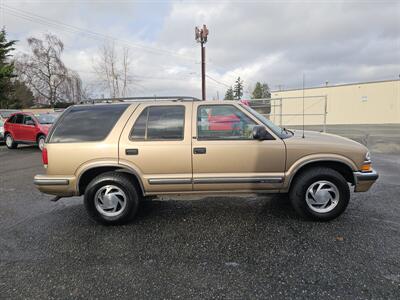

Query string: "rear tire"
[[289, 167, 350, 221], [5, 133, 17, 149], [37, 134, 46, 151], [84, 172, 140, 225]]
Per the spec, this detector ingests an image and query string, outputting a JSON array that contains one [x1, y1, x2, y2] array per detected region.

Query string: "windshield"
[[240, 103, 292, 138], [35, 113, 58, 124]]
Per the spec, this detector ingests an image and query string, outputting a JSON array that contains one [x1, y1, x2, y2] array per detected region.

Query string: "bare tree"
[[94, 42, 132, 99], [15, 34, 82, 106]]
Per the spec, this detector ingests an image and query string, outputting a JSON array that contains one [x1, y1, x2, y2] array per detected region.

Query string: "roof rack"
[[82, 96, 201, 104]]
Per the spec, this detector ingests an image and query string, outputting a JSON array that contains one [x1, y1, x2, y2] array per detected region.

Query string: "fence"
[[247, 95, 328, 132]]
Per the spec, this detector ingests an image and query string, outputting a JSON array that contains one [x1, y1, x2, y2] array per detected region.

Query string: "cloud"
[[2, 0, 399, 99]]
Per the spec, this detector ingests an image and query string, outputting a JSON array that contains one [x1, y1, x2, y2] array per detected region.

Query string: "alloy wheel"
[[5, 135, 13, 148], [38, 137, 45, 151]]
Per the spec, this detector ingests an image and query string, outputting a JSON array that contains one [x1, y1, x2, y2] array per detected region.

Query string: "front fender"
[[283, 153, 358, 191]]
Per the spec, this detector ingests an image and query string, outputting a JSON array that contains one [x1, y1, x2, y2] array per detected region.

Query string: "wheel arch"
[[36, 132, 46, 142], [77, 165, 145, 196], [287, 158, 356, 190]]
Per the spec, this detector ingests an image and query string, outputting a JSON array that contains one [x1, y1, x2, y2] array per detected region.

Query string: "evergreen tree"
[[252, 82, 271, 99], [9, 80, 34, 109], [233, 77, 243, 100], [0, 29, 17, 108], [252, 82, 263, 99], [261, 83, 271, 98], [224, 86, 234, 100]]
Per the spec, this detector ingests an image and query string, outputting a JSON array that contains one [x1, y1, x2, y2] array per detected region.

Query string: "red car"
[[4, 112, 58, 151]]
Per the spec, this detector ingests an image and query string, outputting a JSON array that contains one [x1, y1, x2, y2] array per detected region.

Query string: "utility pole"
[[195, 25, 209, 100]]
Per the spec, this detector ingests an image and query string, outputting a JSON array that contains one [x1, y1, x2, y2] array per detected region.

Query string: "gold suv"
[[34, 99, 378, 224]]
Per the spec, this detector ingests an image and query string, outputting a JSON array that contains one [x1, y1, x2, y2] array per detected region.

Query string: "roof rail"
[[82, 96, 201, 104]]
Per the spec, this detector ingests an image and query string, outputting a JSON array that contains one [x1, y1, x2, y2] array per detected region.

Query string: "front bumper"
[[353, 169, 379, 192], [34, 174, 77, 196]]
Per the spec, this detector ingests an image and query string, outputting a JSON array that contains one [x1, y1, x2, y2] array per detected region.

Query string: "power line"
[[2, 3, 244, 84], [1, 4, 198, 63], [206, 74, 230, 88]]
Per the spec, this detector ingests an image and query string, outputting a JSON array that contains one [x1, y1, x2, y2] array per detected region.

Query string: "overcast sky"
[[1, 0, 399, 99]]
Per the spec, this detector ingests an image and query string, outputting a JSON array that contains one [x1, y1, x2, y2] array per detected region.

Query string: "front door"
[[119, 103, 193, 193], [20, 115, 37, 141], [192, 103, 286, 192]]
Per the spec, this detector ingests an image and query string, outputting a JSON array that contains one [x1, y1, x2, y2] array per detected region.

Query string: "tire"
[[37, 134, 46, 151], [84, 172, 140, 225], [5, 133, 17, 149], [289, 167, 350, 221]]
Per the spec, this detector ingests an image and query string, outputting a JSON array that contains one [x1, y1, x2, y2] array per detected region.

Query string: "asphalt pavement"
[[0, 144, 399, 299]]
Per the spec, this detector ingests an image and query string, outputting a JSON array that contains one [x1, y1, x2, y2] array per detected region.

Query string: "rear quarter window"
[[49, 104, 129, 143]]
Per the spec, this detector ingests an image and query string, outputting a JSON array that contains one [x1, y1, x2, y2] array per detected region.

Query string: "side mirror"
[[26, 120, 35, 126], [252, 125, 273, 140]]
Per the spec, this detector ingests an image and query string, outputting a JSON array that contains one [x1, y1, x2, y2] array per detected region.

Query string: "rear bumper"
[[34, 174, 77, 196], [353, 170, 379, 192]]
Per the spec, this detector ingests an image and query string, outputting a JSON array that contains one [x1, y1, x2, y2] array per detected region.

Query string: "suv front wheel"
[[289, 167, 350, 221], [84, 172, 140, 225]]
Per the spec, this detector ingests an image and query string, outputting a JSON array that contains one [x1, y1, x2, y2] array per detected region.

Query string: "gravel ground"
[[0, 144, 399, 299]]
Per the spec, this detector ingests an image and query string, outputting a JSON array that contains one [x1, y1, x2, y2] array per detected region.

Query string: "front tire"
[[84, 172, 140, 225], [5, 133, 17, 149], [289, 167, 350, 221], [37, 134, 46, 151]]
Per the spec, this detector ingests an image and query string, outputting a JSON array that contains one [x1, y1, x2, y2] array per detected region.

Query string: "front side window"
[[197, 105, 257, 140], [130, 106, 185, 141], [49, 104, 129, 143], [23, 115, 35, 125]]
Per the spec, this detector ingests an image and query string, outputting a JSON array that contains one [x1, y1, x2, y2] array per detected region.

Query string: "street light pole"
[[195, 25, 209, 100]]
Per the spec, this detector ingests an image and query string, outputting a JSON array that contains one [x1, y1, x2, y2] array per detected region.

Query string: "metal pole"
[[279, 98, 283, 127], [201, 42, 206, 100], [323, 95, 327, 132], [195, 25, 208, 101]]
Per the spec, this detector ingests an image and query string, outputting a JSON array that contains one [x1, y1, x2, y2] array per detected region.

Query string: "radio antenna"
[[302, 73, 305, 138]]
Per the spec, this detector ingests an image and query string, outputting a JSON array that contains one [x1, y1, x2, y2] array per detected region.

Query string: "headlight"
[[365, 151, 371, 162]]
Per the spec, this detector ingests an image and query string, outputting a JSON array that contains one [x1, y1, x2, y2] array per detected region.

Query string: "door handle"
[[125, 148, 139, 155], [193, 147, 206, 154]]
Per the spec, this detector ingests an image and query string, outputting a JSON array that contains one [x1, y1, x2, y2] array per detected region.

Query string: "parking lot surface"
[[0, 145, 399, 299]]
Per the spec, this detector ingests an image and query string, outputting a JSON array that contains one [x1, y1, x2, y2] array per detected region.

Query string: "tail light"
[[42, 148, 48, 167]]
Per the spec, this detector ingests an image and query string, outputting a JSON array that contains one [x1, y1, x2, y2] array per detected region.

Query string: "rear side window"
[[49, 104, 129, 143], [130, 106, 185, 141], [7, 115, 16, 123], [15, 114, 24, 124]]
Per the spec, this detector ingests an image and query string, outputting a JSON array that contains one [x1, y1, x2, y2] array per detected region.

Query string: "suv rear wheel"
[[289, 167, 350, 221], [84, 172, 140, 225], [5, 133, 17, 149]]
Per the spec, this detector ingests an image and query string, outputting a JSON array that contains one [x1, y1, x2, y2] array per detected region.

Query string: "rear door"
[[119, 103, 193, 193], [12, 114, 24, 140]]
